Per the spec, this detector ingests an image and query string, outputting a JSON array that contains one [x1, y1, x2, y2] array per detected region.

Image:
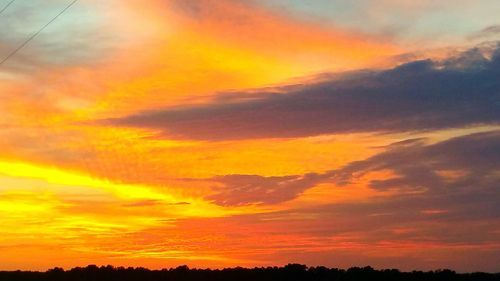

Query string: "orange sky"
[[0, 0, 499, 272]]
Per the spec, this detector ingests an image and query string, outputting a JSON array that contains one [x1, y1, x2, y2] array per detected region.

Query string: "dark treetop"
[[1, 264, 499, 281]]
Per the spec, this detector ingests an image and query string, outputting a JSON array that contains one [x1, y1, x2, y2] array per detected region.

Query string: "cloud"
[[207, 173, 323, 206], [468, 25, 500, 40], [205, 130, 500, 206], [123, 200, 190, 207], [111, 44, 500, 140], [332, 130, 500, 195]]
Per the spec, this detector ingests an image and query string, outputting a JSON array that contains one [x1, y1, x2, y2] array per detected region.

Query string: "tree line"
[[0, 264, 499, 281]]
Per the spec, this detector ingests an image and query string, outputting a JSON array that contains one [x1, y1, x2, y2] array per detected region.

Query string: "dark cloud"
[[110, 44, 500, 140], [206, 130, 500, 206], [332, 130, 500, 193]]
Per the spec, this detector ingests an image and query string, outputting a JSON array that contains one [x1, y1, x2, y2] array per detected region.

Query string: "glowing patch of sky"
[[0, 0, 113, 69]]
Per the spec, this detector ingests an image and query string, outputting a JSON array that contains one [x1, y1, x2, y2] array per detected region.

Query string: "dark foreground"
[[1, 264, 499, 281]]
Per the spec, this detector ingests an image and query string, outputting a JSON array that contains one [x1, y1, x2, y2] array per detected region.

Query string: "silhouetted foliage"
[[0, 264, 499, 281]]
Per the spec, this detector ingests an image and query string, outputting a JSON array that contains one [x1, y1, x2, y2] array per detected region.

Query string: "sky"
[[0, 0, 499, 272]]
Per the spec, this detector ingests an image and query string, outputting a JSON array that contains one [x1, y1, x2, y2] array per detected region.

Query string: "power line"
[[0, 0, 15, 15], [0, 0, 78, 67]]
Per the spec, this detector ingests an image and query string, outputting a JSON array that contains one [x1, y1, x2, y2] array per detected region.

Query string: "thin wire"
[[0, 0, 78, 66], [0, 0, 15, 15]]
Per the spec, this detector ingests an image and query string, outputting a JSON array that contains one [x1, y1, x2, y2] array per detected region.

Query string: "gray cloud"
[[333, 130, 500, 192], [110, 44, 500, 140], [206, 130, 500, 206]]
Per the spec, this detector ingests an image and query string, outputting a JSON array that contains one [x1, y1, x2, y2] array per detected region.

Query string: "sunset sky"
[[0, 0, 499, 272]]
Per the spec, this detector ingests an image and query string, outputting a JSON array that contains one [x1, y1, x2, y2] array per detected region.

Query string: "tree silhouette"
[[0, 264, 498, 281]]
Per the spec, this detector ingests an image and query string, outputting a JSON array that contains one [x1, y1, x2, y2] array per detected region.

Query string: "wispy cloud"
[[468, 25, 500, 41]]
